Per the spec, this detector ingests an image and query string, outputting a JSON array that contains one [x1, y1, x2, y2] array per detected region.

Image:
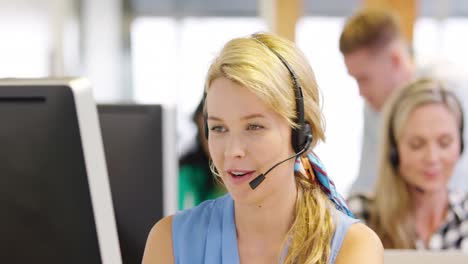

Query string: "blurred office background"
[[3, 0, 468, 196]]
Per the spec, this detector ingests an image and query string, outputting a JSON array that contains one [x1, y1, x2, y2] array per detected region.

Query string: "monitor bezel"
[[0, 77, 122, 264]]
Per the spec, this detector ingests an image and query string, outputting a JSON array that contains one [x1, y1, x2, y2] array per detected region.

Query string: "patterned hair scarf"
[[294, 152, 355, 218]]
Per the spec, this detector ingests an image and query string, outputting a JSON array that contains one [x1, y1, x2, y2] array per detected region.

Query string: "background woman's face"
[[205, 77, 295, 204], [397, 103, 461, 193]]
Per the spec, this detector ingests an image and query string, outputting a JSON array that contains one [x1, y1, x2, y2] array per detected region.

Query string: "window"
[[131, 15, 468, 197]]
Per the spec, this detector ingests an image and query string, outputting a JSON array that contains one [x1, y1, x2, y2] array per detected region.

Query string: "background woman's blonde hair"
[[370, 78, 463, 248], [204, 33, 335, 263]]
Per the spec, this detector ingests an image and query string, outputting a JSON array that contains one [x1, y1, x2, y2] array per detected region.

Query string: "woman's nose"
[[423, 144, 439, 164], [224, 133, 246, 159]]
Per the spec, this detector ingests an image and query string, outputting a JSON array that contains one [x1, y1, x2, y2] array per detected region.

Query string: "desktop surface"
[[384, 250, 468, 264]]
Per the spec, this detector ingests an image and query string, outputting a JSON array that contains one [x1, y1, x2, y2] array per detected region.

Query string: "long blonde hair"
[[204, 33, 335, 263], [370, 78, 463, 248]]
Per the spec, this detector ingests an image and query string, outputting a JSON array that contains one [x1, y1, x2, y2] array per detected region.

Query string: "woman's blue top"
[[172, 194, 358, 264]]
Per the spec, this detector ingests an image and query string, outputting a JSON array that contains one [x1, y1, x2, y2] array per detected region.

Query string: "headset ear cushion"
[[389, 146, 399, 169], [204, 114, 209, 139], [291, 130, 298, 153], [292, 122, 313, 153], [303, 122, 313, 147], [460, 134, 464, 154]]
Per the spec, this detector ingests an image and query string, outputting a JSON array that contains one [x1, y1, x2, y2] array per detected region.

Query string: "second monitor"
[[98, 104, 177, 264]]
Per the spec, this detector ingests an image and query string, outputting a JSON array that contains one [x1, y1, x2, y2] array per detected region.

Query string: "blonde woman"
[[143, 33, 382, 264], [348, 78, 468, 250]]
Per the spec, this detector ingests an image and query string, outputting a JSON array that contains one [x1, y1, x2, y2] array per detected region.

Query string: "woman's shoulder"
[[449, 189, 468, 203], [448, 190, 468, 221], [346, 192, 374, 222], [142, 195, 232, 263], [346, 192, 373, 204], [142, 215, 174, 264], [334, 222, 383, 264], [329, 210, 383, 263]]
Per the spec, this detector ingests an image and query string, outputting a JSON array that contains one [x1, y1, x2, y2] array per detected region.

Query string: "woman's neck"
[[234, 180, 297, 246], [411, 188, 449, 245]]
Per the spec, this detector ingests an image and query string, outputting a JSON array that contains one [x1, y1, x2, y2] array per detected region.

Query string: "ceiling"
[[129, 0, 468, 17]]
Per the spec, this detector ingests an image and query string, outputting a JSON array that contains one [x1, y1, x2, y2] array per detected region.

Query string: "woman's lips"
[[422, 170, 440, 180], [226, 170, 256, 184]]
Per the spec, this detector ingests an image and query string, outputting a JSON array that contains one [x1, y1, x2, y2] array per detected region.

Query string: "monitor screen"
[[0, 78, 121, 264], [98, 104, 177, 264]]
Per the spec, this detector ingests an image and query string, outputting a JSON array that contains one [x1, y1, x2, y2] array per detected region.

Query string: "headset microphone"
[[249, 135, 312, 190]]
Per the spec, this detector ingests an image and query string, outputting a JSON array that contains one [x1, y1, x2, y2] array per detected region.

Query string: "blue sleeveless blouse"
[[172, 194, 358, 264]]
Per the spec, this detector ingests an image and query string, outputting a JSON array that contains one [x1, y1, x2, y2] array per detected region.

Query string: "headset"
[[388, 84, 465, 170], [203, 34, 313, 154]]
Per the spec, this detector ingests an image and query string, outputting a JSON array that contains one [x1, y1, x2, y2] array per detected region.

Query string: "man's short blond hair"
[[339, 8, 403, 55]]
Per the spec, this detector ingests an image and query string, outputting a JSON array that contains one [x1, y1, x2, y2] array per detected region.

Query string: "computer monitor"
[[384, 250, 468, 264], [98, 104, 177, 264], [0, 78, 122, 264]]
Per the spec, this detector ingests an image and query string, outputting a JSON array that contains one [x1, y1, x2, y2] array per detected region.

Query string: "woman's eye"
[[210, 125, 226, 133], [439, 137, 453, 148], [408, 140, 424, 150], [247, 123, 264, 130]]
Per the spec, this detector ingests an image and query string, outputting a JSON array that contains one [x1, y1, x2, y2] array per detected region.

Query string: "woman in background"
[[178, 98, 225, 209], [348, 78, 468, 250]]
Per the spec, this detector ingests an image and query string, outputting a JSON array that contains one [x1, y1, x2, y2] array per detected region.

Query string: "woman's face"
[[397, 103, 461, 193], [205, 77, 295, 204]]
